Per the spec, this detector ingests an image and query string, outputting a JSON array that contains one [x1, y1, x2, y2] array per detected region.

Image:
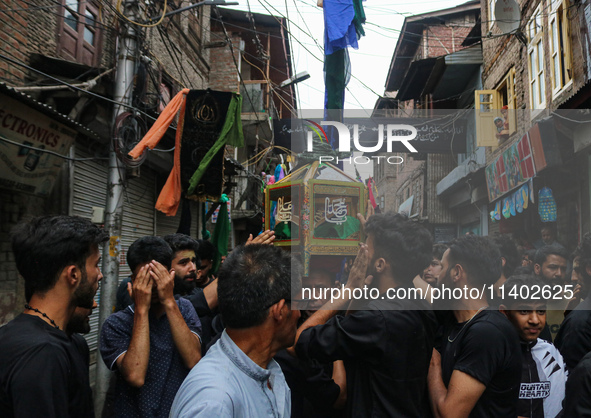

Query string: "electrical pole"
[[94, 2, 137, 415]]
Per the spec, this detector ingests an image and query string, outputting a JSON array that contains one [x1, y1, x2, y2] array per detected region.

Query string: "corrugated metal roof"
[[0, 81, 101, 140]]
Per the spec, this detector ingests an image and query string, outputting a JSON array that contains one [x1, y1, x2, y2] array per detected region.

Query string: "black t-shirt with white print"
[[440, 309, 522, 418]]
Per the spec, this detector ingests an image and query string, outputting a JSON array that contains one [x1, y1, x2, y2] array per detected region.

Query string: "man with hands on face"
[[99, 236, 202, 418], [292, 212, 437, 417]]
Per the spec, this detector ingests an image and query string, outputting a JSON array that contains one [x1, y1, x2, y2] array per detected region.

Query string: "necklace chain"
[[448, 307, 487, 343], [24, 304, 60, 330]]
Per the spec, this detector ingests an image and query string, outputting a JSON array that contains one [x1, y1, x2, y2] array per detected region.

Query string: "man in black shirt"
[[555, 232, 591, 370], [428, 235, 522, 418], [294, 213, 437, 417], [0, 215, 108, 417], [561, 350, 591, 416]]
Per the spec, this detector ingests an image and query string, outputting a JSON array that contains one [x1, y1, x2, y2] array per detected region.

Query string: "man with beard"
[[428, 235, 521, 418], [0, 215, 107, 417], [164, 233, 219, 353], [66, 299, 99, 416], [555, 233, 591, 370], [293, 213, 437, 417], [99, 236, 202, 417], [533, 245, 569, 341], [422, 244, 448, 287]]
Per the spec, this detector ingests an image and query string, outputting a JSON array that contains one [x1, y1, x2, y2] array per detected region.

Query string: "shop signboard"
[[0, 94, 76, 195], [486, 132, 536, 202]]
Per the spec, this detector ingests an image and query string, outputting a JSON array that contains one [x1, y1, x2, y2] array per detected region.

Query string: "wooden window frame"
[[549, 0, 573, 96], [57, 0, 102, 67], [474, 68, 516, 148], [527, 5, 546, 110]]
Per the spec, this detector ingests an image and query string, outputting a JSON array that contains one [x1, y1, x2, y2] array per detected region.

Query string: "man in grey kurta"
[[170, 244, 300, 417]]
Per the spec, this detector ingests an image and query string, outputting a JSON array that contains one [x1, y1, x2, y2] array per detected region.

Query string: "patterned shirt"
[[99, 297, 201, 418]]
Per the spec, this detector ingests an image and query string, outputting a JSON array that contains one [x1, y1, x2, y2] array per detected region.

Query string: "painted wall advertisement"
[[485, 133, 536, 202], [0, 94, 76, 195]]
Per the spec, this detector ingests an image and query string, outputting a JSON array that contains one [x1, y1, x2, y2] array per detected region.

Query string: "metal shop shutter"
[[71, 145, 108, 353], [155, 200, 200, 238], [118, 168, 156, 283]]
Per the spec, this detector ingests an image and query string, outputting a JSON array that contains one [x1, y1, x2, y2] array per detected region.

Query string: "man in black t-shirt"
[[561, 350, 591, 416], [428, 235, 522, 418], [0, 215, 108, 417], [555, 232, 591, 370], [294, 213, 437, 417]]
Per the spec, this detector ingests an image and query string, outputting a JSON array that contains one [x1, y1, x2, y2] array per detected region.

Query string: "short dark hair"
[[217, 244, 299, 329], [432, 243, 448, 261], [196, 239, 216, 261], [513, 265, 534, 276], [534, 245, 569, 266], [11, 215, 108, 298], [502, 274, 546, 306], [364, 212, 433, 283], [492, 235, 520, 278], [541, 224, 556, 233], [163, 233, 200, 257], [447, 235, 502, 287], [127, 236, 172, 273]]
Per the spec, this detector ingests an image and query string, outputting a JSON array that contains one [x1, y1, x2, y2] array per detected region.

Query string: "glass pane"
[[84, 26, 94, 45], [551, 21, 559, 52], [530, 51, 536, 75], [554, 56, 560, 88], [532, 81, 538, 108], [64, 10, 77, 30], [539, 72, 545, 104], [64, 0, 79, 30], [538, 42, 544, 71], [65, 0, 78, 10], [85, 10, 95, 26]]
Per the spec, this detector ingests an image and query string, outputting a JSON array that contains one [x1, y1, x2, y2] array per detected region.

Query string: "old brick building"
[[0, 1, 296, 377], [374, 0, 481, 240], [474, 0, 591, 249]]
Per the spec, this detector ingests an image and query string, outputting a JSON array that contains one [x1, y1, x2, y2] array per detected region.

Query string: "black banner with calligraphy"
[[275, 111, 468, 155]]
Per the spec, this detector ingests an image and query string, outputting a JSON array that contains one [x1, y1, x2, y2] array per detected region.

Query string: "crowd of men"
[[1, 213, 591, 417]]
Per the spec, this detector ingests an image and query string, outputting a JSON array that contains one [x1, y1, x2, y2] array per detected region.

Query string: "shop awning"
[[0, 82, 100, 140], [396, 45, 482, 102]]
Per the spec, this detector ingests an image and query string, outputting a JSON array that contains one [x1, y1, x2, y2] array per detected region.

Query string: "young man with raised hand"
[[99, 236, 201, 418], [293, 212, 438, 417]]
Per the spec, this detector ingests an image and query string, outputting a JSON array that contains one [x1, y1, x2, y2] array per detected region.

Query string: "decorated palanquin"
[[264, 161, 366, 276]]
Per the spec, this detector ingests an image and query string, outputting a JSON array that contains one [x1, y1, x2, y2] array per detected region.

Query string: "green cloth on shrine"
[[188, 94, 244, 195], [274, 221, 299, 240], [211, 199, 229, 274], [314, 216, 360, 239]]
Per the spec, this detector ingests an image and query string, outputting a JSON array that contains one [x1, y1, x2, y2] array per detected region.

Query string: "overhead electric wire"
[[0, 134, 109, 161], [0, 52, 174, 128], [213, 6, 272, 142], [115, 0, 168, 28], [7, 0, 120, 33]]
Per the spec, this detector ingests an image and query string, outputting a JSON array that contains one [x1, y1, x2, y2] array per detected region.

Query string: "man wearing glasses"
[[170, 243, 301, 417]]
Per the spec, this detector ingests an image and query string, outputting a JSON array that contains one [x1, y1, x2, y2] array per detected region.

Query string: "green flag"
[[211, 195, 230, 274]]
